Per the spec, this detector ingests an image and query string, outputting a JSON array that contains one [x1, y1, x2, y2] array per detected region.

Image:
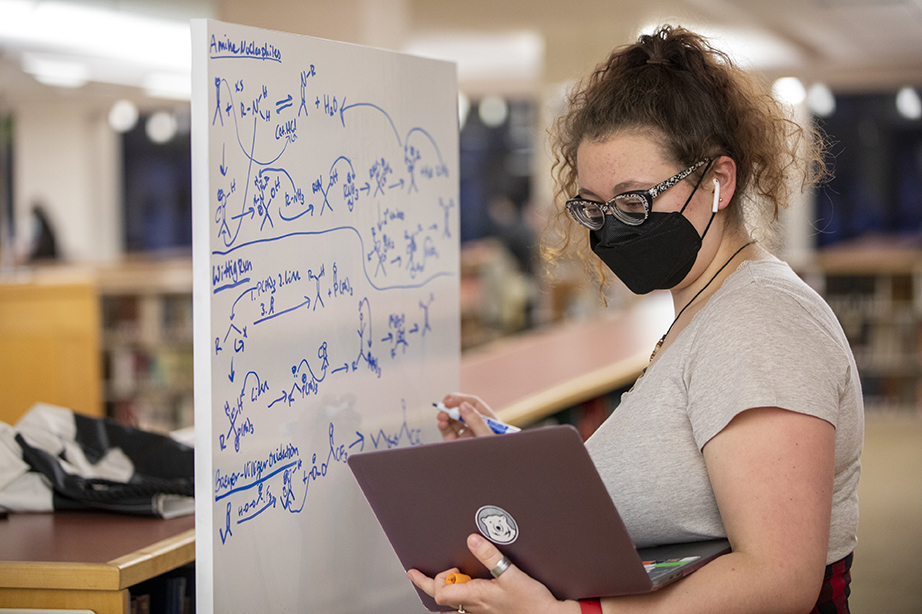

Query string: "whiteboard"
[[191, 20, 459, 614]]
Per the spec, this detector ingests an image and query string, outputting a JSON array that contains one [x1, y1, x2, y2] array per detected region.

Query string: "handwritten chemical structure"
[[214, 410, 422, 542], [210, 71, 451, 258]]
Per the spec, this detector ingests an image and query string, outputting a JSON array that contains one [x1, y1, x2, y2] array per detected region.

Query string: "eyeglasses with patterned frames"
[[565, 158, 712, 229]]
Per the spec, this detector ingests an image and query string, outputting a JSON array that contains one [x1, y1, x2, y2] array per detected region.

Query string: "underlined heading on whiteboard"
[[211, 227, 454, 292], [210, 34, 283, 62]]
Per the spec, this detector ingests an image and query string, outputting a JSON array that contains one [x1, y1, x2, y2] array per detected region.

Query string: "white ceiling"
[[408, 0, 922, 91], [0, 0, 920, 111]]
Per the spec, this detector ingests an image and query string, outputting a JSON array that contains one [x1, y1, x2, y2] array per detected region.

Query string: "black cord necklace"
[[649, 241, 755, 363]]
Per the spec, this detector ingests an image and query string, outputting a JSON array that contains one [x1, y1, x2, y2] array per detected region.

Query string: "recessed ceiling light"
[[21, 53, 88, 88], [896, 87, 922, 120], [772, 77, 807, 107], [478, 96, 508, 127], [808, 83, 836, 117], [146, 111, 177, 144], [404, 31, 543, 83], [109, 100, 140, 133]]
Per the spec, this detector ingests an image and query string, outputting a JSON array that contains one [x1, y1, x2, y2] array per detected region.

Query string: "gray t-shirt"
[[586, 258, 863, 565]]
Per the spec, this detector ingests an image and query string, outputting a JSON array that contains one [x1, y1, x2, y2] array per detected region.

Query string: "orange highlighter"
[[445, 572, 472, 585]]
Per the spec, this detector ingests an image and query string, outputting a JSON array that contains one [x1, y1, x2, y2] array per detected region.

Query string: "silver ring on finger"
[[457, 606, 467, 613], [490, 556, 512, 578], [456, 426, 467, 436]]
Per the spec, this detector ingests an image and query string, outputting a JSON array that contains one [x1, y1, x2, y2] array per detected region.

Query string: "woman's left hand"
[[407, 533, 576, 614]]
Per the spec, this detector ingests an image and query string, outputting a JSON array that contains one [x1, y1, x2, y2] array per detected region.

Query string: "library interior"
[[1, 1, 921, 613]]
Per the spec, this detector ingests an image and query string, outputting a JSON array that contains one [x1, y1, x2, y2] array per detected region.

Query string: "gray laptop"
[[348, 424, 730, 611]]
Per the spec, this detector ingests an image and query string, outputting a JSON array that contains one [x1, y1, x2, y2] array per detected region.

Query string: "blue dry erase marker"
[[433, 402, 521, 435]]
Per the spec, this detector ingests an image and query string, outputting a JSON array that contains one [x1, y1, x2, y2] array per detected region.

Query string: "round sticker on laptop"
[[475, 505, 518, 545]]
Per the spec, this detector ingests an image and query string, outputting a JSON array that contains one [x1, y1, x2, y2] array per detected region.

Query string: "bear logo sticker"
[[475, 505, 519, 545]]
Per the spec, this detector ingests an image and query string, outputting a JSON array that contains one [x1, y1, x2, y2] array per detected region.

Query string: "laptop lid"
[[348, 425, 728, 611]]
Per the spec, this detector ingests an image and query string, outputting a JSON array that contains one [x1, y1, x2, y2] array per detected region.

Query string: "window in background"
[[121, 111, 192, 253], [458, 97, 540, 346], [459, 97, 535, 250], [815, 91, 922, 247]]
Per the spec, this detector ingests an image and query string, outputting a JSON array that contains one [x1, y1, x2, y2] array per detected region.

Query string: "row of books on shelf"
[[102, 293, 194, 346], [105, 345, 194, 399], [130, 563, 194, 614]]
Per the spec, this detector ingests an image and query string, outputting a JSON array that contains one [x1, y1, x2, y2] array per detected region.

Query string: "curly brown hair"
[[543, 25, 829, 286]]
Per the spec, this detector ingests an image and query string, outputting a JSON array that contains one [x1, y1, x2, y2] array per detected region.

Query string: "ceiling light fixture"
[[772, 77, 807, 107], [146, 111, 177, 144], [807, 83, 836, 117], [0, 0, 191, 98], [108, 100, 140, 133], [0, 0, 190, 70], [896, 87, 922, 120], [478, 96, 508, 128], [21, 53, 89, 88]]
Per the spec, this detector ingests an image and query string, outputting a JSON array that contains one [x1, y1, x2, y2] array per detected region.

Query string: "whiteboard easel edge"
[[190, 17, 215, 614]]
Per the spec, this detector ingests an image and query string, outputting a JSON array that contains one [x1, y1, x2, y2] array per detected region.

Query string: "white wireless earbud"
[[712, 178, 721, 213]]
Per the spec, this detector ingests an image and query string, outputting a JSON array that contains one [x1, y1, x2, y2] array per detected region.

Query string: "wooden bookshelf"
[[814, 237, 922, 413], [0, 269, 103, 425], [0, 257, 194, 431], [96, 257, 194, 433]]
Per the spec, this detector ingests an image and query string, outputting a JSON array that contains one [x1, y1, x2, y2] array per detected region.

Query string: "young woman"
[[409, 25, 862, 614]]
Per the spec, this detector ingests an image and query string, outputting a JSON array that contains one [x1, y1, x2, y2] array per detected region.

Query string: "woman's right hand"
[[437, 393, 498, 441]]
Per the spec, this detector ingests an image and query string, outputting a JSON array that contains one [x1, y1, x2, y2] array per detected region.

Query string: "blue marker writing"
[[432, 402, 521, 435]]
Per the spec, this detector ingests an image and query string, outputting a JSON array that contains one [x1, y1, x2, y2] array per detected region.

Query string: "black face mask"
[[589, 179, 714, 295]]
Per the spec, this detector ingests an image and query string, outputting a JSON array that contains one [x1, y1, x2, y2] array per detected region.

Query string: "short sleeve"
[[684, 284, 849, 451]]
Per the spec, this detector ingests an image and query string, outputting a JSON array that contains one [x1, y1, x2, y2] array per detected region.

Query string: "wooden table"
[[461, 292, 674, 426], [0, 512, 195, 613]]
